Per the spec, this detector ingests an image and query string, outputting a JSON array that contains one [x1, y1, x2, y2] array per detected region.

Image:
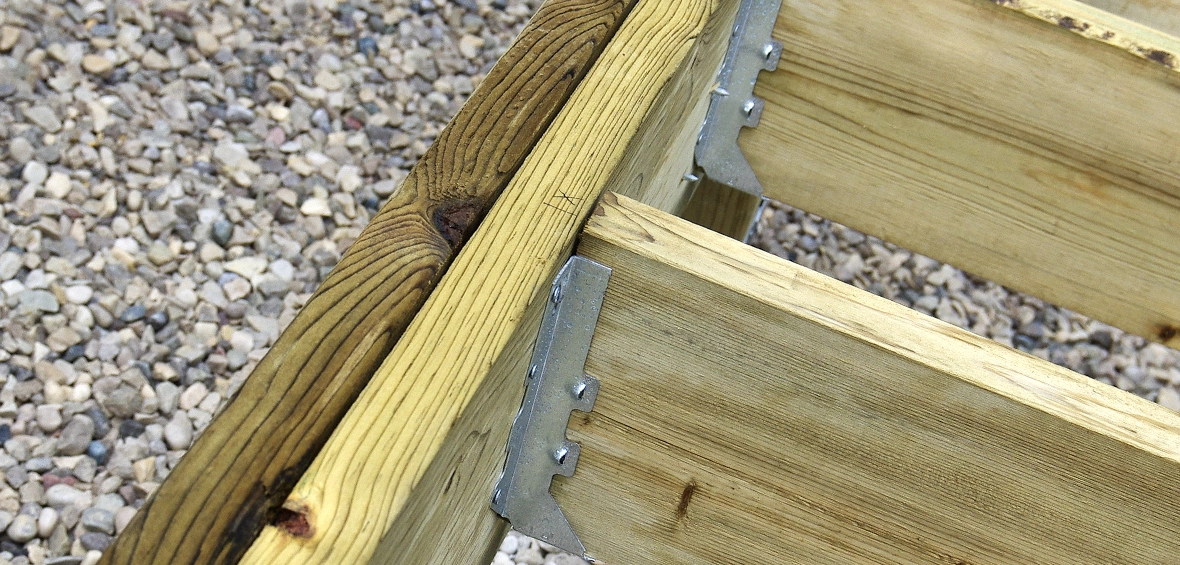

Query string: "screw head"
[[574, 381, 588, 399], [554, 446, 569, 464], [743, 100, 756, 116], [492, 488, 502, 503], [528, 364, 538, 379], [551, 284, 562, 304]]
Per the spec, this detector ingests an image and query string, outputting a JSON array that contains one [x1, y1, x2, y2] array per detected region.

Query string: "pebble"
[[80, 508, 114, 535], [24, 107, 62, 133], [163, 415, 193, 450], [22, 161, 48, 185], [7, 514, 36, 543], [58, 417, 95, 456], [65, 286, 93, 305], [81, 54, 114, 76], [37, 507, 58, 538]]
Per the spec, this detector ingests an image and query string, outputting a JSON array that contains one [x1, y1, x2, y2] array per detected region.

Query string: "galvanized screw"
[[743, 100, 756, 116], [763, 42, 775, 59], [551, 284, 562, 304], [492, 488, 502, 503], [574, 381, 588, 399], [528, 364, 538, 380], [554, 446, 569, 464], [683, 172, 700, 183]]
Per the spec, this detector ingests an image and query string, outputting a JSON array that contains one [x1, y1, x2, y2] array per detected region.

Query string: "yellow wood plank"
[[236, 0, 741, 561], [743, 0, 1180, 346], [561, 191, 1180, 564]]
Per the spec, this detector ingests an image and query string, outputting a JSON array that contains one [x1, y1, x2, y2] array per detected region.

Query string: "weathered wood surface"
[[561, 192, 1180, 564], [100, 0, 632, 562], [236, 0, 740, 562], [744, 0, 1180, 346]]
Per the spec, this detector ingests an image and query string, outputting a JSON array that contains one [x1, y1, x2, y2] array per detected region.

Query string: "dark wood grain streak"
[[99, 0, 633, 561]]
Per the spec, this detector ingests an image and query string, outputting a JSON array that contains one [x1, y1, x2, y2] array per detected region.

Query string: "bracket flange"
[[694, 0, 783, 196], [491, 256, 611, 557]]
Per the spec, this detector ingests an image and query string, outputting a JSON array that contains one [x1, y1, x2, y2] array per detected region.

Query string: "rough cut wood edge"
[[679, 178, 763, 239], [562, 192, 1180, 564], [744, 0, 1180, 346], [996, 0, 1180, 68], [236, 0, 740, 562], [1075, 0, 1180, 37], [98, 0, 633, 562]]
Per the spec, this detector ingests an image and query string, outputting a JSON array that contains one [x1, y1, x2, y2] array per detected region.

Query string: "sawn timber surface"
[[561, 192, 1180, 564]]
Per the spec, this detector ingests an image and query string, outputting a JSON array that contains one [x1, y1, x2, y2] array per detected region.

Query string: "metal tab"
[[694, 0, 783, 195], [491, 256, 611, 557]]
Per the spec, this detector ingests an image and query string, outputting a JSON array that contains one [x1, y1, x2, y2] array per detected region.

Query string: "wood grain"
[[99, 0, 632, 562], [680, 178, 764, 239], [562, 192, 1180, 564], [744, 0, 1180, 346], [236, 0, 740, 562]]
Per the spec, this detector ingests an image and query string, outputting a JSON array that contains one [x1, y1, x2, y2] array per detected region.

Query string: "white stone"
[[224, 256, 268, 279], [65, 285, 93, 304], [300, 197, 332, 217], [178, 383, 208, 411], [21, 161, 48, 185], [336, 164, 362, 193], [44, 171, 71, 198]]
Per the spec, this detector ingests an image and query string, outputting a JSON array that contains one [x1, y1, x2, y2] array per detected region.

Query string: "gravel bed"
[[1, 0, 1177, 563]]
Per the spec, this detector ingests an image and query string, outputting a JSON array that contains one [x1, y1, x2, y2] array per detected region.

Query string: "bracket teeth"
[[491, 256, 611, 557], [693, 0, 784, 195]]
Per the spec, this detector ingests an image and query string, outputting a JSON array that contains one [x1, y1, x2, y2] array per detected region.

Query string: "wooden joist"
[[560, 192, 1180, 564], [99, 0, 632, 561], [234, 0, 742, 561], [743, 0, 1180, 346]]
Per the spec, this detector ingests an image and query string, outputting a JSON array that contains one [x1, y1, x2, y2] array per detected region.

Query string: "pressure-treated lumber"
[[680, 178, 763, 239], [237, 0, 740, 562], [561, 192, 1180, 564], [99, 1, 631, 562], [1075, 0, 1180, 38], [744, 0, 1180, 346]]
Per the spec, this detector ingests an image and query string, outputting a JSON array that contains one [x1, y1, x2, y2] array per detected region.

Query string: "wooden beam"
[[561, 191, 1180, 564], [1074, 0, 1180, 38], [742, 0, 1180, 346], [98, 0, 632, 562], [679, 178, 763, 240], [235, 0, 741, 562]]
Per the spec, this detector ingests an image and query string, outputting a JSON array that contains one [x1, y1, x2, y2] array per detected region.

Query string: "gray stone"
[[58, 415, 95, 456], [9, 137, 33, 163], [80, 507, 115, 534], [102, 386, 143, 419], [19, 289, 60, 313], [6, 512, 36, 542], [24, 106, 62, 132]]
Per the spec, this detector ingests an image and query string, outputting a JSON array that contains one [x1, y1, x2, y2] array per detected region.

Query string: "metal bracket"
[[693, 0, 783, 196], [491, 256, 611, 557]]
